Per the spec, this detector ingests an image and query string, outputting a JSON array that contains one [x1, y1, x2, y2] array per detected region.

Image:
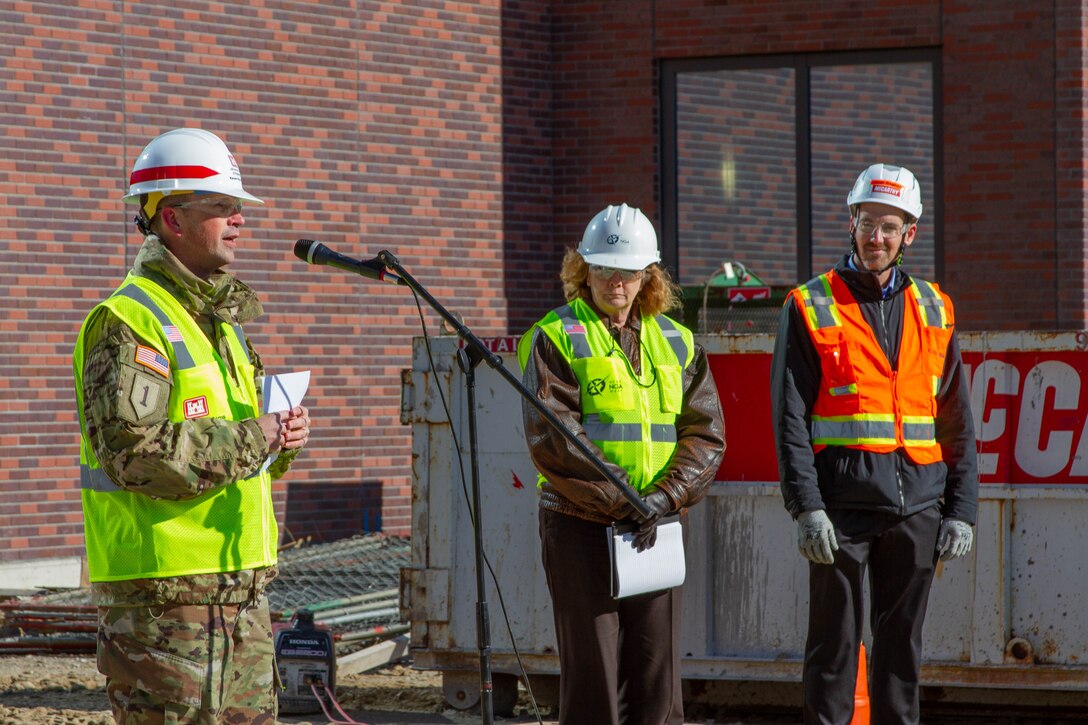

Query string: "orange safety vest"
[[789, 269, 954, 464]]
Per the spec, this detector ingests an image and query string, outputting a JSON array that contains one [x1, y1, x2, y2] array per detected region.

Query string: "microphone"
[[294, 239, 405, 285]]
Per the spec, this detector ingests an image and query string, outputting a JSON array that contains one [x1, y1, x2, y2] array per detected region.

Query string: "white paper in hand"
[[260, 370, 310, 472], [608, 515, 685, 599]]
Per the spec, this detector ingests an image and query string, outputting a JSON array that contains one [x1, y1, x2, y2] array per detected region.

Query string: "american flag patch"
[[163, 325, 184, 343], [134, 345, 170, 378], [564, 324, 586, 334]]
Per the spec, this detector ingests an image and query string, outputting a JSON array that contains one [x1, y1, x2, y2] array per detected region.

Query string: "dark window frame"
[[660, 48, 943, 285]]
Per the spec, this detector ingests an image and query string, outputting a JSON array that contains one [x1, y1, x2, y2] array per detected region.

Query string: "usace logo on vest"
[[184, 395, 209, 419]]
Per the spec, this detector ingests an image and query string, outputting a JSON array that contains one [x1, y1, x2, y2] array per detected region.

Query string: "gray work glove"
[[632, 490, 673, 552], [797, 510, 838, 565], [936, 518, 973, 561]]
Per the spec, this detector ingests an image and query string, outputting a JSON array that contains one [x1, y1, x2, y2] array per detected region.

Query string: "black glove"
[[632, 490, 673, 552]]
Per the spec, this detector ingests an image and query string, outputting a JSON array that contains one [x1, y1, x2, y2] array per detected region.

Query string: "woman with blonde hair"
[[517, 203, 726, 725]]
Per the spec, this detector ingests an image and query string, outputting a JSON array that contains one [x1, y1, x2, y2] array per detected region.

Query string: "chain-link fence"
[[1, 533, 410, 656], [269, 533, 410, 653]]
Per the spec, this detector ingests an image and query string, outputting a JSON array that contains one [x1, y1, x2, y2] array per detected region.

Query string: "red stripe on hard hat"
[[130, 165, 218, 183], [870, 179, 903, 197]]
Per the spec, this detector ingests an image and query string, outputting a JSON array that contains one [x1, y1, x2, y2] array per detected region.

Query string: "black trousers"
[[803, 505, 941, 725], [539, 508, 684, 725]]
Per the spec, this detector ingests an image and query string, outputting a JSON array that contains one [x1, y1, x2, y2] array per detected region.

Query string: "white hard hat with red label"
[[123, 128, 263, 224], [577, 203, 660, 271], [846, 163, 923, 221]]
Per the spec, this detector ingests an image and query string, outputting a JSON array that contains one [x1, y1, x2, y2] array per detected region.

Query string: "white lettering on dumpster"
[[965, 352, 1088, 483]]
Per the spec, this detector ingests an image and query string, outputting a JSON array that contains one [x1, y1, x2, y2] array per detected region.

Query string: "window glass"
[[810, 63, 935, 279], [675, 68, 797, 287], [669, 56, 937, 289]]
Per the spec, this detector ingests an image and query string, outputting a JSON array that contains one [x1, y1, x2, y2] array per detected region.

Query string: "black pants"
[[539, 508, 684, 725], [803, 505, 941, 725]]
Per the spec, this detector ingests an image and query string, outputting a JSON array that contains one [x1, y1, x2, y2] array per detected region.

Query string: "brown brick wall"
[[942, 2, 1060, 328], [500, 0, 556, 332], [653, 1, 941, 57], [2, 0, 1085, 564], [1, 0, 523, 560], [548, 2, 659, 289], [1054, 0, 1088, 328]]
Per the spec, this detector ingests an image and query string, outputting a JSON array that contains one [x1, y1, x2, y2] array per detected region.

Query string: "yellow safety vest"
[[73, 274, 277, 582], [518, 297, 694, 492]]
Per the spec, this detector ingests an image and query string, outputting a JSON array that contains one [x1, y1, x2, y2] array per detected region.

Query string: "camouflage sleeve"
[[80, 309, 270, 500], [267, 447, 300, 480]]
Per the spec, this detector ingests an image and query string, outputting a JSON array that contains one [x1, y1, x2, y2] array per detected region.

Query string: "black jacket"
[[770, 255, 978, 525]]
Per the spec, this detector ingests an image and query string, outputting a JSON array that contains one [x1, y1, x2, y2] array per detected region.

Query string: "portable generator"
[[275, 609, 336, 714]]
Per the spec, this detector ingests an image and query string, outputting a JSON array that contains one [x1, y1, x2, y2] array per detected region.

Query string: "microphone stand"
[[374, 250, 651, 725]]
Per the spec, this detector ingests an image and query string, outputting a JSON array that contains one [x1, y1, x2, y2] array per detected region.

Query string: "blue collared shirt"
[[847, 255, 897, 299]]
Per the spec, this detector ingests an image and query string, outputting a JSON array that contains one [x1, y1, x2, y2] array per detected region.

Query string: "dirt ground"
[[4, 653, 1086, 724], [0, 654, 506, 725], [0, 654, 788, 724], [0, 653, 801, 725]]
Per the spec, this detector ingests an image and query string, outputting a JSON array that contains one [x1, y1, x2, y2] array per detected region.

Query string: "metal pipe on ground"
[[318, 607, 401, 628], [276, 588, 398, 618], [308, 596, 400, 622], [335, 622, 411, 645]]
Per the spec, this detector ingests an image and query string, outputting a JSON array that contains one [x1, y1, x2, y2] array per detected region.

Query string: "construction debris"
[[1, 533, 411, 660]]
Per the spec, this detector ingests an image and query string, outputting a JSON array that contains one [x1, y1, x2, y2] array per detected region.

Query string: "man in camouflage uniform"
[[73, 128, 311, 724]]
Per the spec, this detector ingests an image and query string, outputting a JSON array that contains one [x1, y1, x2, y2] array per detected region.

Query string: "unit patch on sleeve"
[[118, 368, 170, 424], [127, 371, 165, 421], [134, 344, 170, 378]]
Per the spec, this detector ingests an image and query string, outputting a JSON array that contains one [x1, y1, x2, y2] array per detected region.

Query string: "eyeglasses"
[[588, 264, 645, 281], [164, 196, 244, 217], [856, 219, 908, 240]]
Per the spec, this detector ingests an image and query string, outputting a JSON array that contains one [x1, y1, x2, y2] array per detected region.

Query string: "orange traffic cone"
[[850, 642, 870, 724]]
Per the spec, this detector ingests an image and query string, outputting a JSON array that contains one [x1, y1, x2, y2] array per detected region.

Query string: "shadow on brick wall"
[[281, 480, 383, 545]]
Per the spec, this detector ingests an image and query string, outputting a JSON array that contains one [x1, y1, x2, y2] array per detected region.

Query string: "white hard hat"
[[123, 128, 263, 210], [847, 163, 923, 221], [577, 203, 660, 271]]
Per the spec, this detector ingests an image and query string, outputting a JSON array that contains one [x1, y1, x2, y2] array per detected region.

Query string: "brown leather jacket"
[[522, 312, 726, 525]]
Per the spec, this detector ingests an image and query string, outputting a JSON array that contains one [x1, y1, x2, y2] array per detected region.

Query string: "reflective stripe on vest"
[[111, 285, 252, 366], [80, 466, 120, 492], [902, 416, 937, 445], [230, 323, 251, 363], [657, 316, 688, 366], [583, 413, 680, 443], [810, 415, 896, 446], [798, 274, 842, 330], [112, 285, 197, 369], [554, 304, 593, 358], [911, 278, 948, 329]]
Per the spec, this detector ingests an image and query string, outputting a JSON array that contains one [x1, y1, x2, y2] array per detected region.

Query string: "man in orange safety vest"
[[770, 163, 978, 725]]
